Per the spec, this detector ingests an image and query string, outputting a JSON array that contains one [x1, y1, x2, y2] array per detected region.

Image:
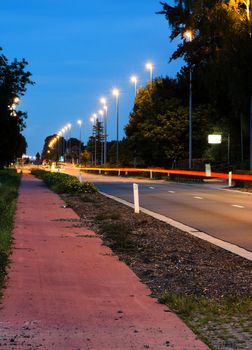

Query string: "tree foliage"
[[125, 78, 216, 167], [0, 48, 34, 168], [159, 0, 252, 168]]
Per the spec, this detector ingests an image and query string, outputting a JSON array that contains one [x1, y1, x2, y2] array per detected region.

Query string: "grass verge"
[[0, 170, 21, 293], [160, 293, 252, 349]]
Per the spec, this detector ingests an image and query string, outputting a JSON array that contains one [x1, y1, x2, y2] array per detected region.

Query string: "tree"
[[0, 48, 34, 168], [125, 78, 216, 167], [159, 0, 252, 168]]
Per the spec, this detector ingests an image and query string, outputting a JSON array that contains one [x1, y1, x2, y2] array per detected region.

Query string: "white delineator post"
[[133, 183, 140, 214], [228, 171, 232, 187], [78, 171, 83, 183]]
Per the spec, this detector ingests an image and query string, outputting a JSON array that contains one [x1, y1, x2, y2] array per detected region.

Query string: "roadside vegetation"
[[0, 170, 20, 292], [31, 169, 97, 194]]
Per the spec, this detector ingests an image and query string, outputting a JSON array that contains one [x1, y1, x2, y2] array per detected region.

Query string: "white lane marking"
[[232, 204, 245, 209], [149, 187, 155, 190], [194, 196, 203, 200], [168, 190, 175, 193]]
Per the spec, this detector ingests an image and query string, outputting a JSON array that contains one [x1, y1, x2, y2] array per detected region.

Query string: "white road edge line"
[[168, 191, 175, 193], [100, 191, 252, 262], [232, 204, 245, 209], [194, 196, 203, 200]]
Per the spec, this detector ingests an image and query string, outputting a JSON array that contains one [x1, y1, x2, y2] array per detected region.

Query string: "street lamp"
[[130, 75, 138, 97], [90, 114, 97, 165], [67, 123, 72, 161], [184, 30, 193, 169], [99, 109, 104, 165], [145, 62, 153, 84], [100, 97, 108, 164], [77, 119, 82, 164], [112, 88, 120, 164]]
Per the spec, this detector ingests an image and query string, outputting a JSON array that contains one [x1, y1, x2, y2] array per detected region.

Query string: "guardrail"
[[79, 166, 252, 182]]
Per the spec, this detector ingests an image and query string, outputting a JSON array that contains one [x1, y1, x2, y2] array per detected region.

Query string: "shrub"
[[31, 169, 97, 194]]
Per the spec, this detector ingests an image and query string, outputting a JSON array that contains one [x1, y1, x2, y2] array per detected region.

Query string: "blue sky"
[[1, 0, 183, 156]]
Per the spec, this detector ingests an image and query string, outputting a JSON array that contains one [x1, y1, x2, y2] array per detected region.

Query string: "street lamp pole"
[[103, 105, 108, 164], [100, 97, 108, 165], [184, 30, 193, 169], [90, 114, 97, 166], [77, 119, 82, 164], [145, 62, 153, 85], [130, 75, 138, 97], [189, 66, 192, 169], [112, 89, 119, 164], [99, 109, 104, 165]]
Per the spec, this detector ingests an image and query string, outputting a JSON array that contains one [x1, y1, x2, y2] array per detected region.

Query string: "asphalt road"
[[64, 168, 252, 252]]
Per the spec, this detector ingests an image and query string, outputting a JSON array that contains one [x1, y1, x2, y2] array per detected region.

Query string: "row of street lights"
[[89, 62, 154, 165], [48, 43, 194, 169], [48, 61, 155, 165]]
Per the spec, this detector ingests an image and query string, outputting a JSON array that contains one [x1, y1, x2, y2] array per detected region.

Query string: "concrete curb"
[[100, 191, 252, 262]]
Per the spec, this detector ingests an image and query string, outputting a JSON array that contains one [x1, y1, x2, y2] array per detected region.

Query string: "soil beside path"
[[0, 174, 209, 350]]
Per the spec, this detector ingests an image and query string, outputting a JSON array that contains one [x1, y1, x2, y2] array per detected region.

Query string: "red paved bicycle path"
[[0, 174, 209, 350]]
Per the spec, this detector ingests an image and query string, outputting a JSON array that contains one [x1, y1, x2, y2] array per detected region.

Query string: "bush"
[[31, 169, 97, 194]]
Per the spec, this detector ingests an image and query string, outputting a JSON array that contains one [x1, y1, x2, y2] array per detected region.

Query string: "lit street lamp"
[[100, 97, 108, 164], [90, 114, 97, 165], [67, 123, 72, 160], [130, 75, 138, 97], [184, 30, 193, 169], [112, 88, 120, 164], [77, 119, 82, 164], [99, 109, 104, 165], [145, 62, 153, 84]]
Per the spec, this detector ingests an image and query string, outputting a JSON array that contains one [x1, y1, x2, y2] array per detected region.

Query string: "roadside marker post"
[[133, 183, 140, 214], [78, 172, 83, 183], [228, 171, 232, 187], [150, 170, 153, 179], [205, 163, 211, 177]]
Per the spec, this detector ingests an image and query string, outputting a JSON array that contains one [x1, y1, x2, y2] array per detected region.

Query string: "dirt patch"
[[62, 192, 252, 300]]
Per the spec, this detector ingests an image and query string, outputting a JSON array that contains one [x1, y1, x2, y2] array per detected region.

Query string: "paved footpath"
[[0, 174, 209, 350]]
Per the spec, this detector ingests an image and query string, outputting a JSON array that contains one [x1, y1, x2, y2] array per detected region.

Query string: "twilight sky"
[[1, 0, 183, 156]]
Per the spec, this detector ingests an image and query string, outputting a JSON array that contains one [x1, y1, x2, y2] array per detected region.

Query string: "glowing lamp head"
[[184, 30, 192, 42], [131, 75, 137, 83], [100, 97, 106, 105], [13, 96, 20, 104], [112, 88, 119, 97], [145, 62, 153, 71]]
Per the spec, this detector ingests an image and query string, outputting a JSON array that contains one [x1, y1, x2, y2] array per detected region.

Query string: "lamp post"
[[90, 114, 97, 166], [77, 119, 82, 164], [100, 97, 108, 164], [99, 109, 104, 165], [130, 75, 138, 97], [112, 88, 120, 164], [67, 123, 71, 162], [145, 62, 153, 84], [103, 104, 108, 164], [184, 30, 193, 169]]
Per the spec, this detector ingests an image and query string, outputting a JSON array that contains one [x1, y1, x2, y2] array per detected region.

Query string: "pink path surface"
[[0, 174, 209, 350]]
